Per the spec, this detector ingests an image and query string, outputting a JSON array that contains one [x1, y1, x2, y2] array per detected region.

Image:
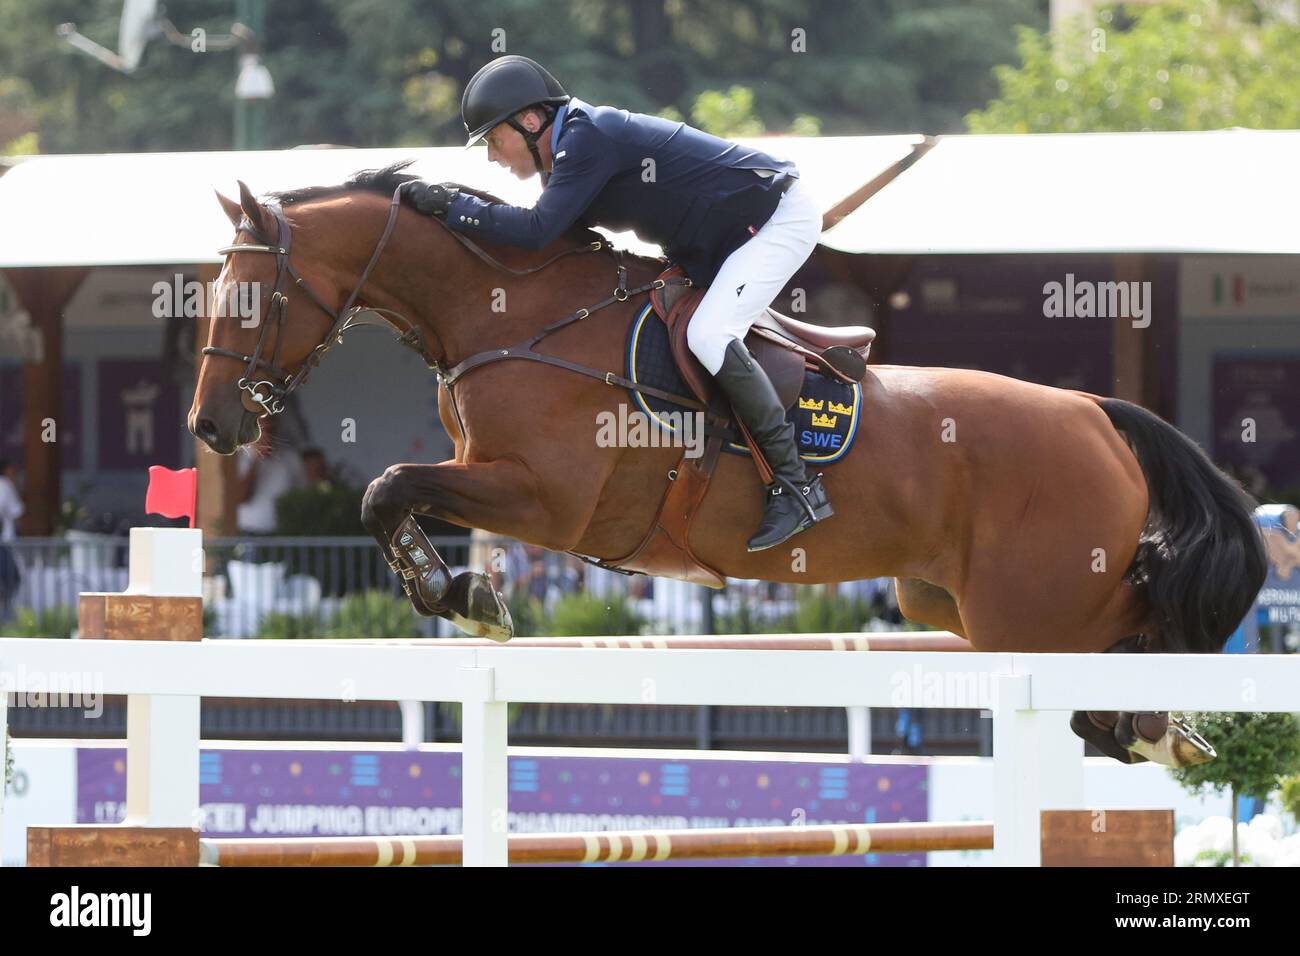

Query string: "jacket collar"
[[550, 101, 572, 155]]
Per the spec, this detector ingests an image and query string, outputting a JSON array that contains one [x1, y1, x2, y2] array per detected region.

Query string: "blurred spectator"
[[0, 457, 21, 540], [301, 447, 331, 490], [0, 456, 23, 622], [500, 541, 582, 608], [236, 418, 305, 535]]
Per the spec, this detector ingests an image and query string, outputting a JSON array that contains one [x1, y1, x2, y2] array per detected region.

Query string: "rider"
[[401, 55, 832, 552]]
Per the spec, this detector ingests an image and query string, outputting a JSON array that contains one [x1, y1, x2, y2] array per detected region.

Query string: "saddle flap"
[[651, 263, 694, 319], [748, 334, 805, 410], [655, 264, 805, 414], [662, 286, 726, 416]]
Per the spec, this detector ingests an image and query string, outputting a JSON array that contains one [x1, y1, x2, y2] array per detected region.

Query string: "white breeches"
[[684, 175, 822, 375]]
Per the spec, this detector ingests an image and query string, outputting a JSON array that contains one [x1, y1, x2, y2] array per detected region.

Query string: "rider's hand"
[[400, 180, 458, 218]]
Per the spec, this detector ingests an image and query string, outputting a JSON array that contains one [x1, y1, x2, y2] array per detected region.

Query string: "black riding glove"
[[400, 180, 459, 218]]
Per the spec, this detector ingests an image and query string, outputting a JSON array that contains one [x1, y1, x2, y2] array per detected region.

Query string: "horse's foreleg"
[[361, 459, 558, 641]]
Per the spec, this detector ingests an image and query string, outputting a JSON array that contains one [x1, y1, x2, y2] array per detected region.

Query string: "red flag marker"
[[145, 465, 198, 528]]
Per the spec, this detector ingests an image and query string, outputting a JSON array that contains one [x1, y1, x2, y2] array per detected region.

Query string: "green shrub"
[[506, 595, 547, 638], [714, 599, 790, 634], [256, 611, 325, 640], [323, 590, 421, 639], [10, 606, 77, 639], [275, 483, 365, 536], [546, 593, 645, 637], [1280, 775, 1300, 825], [790, 593, 875, 633], [1190, 848, 1252, 867]]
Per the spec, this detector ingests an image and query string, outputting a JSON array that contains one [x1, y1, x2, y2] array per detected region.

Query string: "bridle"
[[205, 186, 437, 416]]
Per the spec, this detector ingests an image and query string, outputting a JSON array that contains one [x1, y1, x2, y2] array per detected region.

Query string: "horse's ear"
[[237, 180, 265, 232], [215, 188, 243, 227]]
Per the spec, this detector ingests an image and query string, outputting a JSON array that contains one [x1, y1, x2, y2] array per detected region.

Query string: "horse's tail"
[[1098, 397, 1266, 653]]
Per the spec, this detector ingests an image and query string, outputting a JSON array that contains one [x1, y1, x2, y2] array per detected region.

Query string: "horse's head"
[[189, 160, 618, 456], [189, 181, 360, 454]]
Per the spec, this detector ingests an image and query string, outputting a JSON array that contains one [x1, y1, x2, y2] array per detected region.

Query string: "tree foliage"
[[967, 0, 1300, 132], [1173, 711, 1300, 801], [1170, 711, 1300, 865], [1, 0, 1045, 154]]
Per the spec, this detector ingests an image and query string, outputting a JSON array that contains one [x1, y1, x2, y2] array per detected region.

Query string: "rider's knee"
[[685, 319, 726, 370]]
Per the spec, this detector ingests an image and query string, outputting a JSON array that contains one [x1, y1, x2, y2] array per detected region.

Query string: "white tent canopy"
[[821, 128, 1300, 255], [4, 130, 1297, 268], [0, 135, 922, 268], [0, 147, 542, 268]]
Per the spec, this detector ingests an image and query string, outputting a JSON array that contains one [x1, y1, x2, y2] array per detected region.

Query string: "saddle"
[[651, 264, 874, 412], [579, 264, 874, 588]]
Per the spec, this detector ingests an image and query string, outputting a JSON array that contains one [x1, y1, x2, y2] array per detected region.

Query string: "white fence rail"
[[3, 529, 1299, 866], [5, 636, 1300, 865]]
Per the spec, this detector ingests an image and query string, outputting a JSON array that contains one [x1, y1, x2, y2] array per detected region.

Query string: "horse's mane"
[[265, 159, 606, 248]]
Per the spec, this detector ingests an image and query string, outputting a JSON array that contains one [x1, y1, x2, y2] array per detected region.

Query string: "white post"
[[399, 700, 425, 749], [846, 706, 870, 761], [1035, 710, 1085, 811], [459, 666, 508, 867], [991, 673, 1040, 866], [121, 528, 203, 828], [123, 694, 201, 827], [990, 674, 1085, 866], [124, 527, 204, 596]]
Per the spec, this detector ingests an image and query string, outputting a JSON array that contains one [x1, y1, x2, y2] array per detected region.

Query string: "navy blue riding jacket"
[[444, 97, 799, 286]]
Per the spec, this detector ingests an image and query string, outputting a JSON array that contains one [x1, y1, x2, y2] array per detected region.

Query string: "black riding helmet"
[[462, 55, 570, 178]]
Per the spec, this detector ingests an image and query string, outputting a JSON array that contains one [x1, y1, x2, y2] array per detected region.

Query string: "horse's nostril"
[[197, 418, 219, 442]]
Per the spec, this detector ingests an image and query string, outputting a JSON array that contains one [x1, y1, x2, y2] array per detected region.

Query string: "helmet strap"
[[506, 106, 555, 181]]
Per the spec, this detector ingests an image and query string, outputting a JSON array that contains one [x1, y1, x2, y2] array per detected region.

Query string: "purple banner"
[[96, 359, 180, 470], [0, 363, 82, 469], [1213, 357, 1300, 490], [79, 748, 932, 867]]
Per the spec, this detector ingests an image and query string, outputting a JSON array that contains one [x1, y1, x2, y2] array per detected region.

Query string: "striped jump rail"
[[199, 820, 993, 866], [344, 633, 972, 652]]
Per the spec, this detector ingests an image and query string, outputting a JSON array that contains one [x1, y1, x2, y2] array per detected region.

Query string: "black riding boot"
[[713, 338, 834, 551]]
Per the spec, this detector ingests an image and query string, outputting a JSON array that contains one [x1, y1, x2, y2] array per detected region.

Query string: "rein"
[[204, 186, 431, 416], [204, 184, 703, 418]]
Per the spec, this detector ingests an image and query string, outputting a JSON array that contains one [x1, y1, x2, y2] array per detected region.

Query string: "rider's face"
[[484, 112, 544, 180]]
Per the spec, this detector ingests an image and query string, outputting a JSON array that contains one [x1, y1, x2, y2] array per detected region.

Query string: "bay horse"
[[190, 162, 1267, 768]]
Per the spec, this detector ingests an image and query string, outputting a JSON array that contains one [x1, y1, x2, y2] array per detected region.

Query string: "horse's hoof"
[[447, 572, 514, 643], [1071, 710, 1147, 765], [1125, 714, 1216, 768]]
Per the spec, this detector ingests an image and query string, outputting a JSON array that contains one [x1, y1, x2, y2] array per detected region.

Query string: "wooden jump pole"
[[342, 633, 972, 652], [199, 820, 994, 867]]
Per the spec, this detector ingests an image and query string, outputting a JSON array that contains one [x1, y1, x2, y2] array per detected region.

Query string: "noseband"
[[204, 185, 437, 416]]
